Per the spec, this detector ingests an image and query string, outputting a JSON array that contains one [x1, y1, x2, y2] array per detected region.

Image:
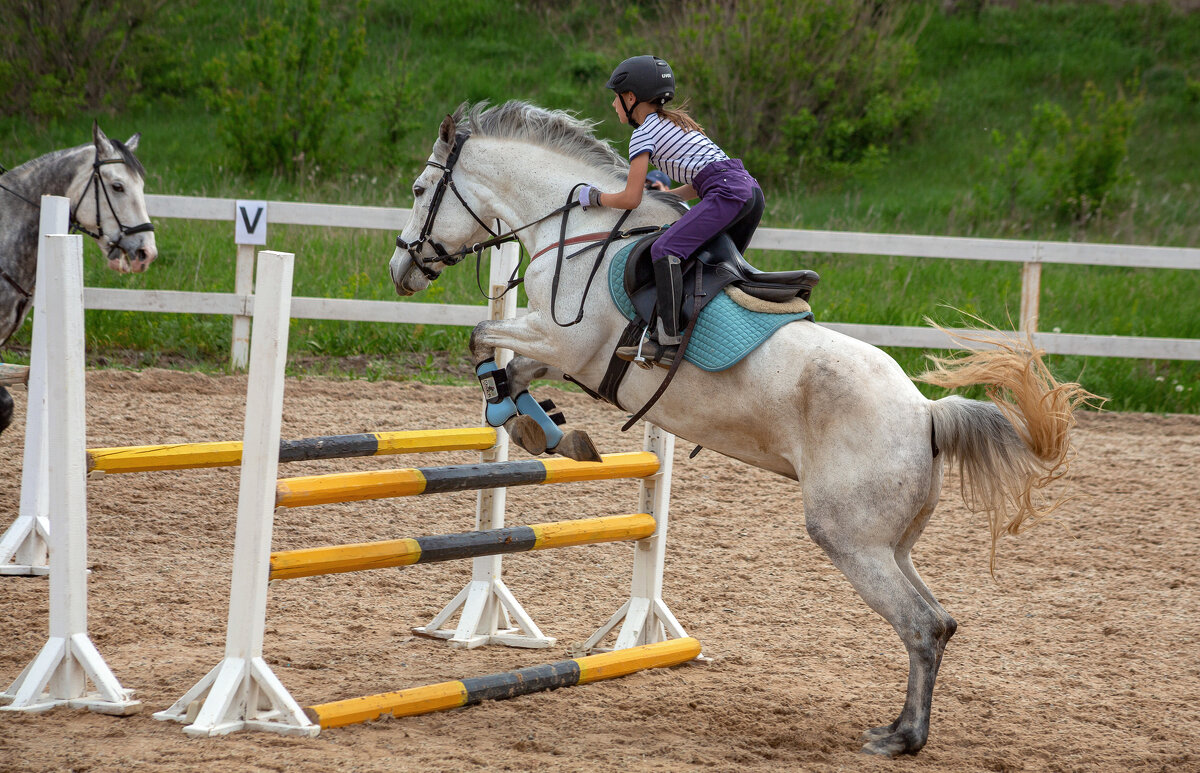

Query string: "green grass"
[[2, 1, 1199, 411]]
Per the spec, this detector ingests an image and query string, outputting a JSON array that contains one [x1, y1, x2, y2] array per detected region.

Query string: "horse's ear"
[[125, 132, 141, 152], [439, 114, 456, 145], [92, 121, 112, 152]]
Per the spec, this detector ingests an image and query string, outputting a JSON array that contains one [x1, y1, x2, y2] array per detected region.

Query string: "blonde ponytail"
[[657, 100, 705, 134]]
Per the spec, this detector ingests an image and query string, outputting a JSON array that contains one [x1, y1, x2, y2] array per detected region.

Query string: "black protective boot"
[[617, 255, 683, 369]]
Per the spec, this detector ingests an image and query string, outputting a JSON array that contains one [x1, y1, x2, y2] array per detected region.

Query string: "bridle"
[[0, 148, 154, 299], [70, 153, 156, 246], [395, 131, 580, 284], [395, 130, 667, 327]]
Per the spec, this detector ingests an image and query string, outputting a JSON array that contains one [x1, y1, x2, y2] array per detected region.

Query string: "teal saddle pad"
[[607, 241, 814, 373]]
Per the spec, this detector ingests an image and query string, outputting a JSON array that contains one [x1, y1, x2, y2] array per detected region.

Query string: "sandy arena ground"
[[0, 369, 1197, 772]]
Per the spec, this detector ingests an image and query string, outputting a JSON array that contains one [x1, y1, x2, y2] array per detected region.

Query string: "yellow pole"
[[87, 427, 497, 475], [304, 638, 700, 729]]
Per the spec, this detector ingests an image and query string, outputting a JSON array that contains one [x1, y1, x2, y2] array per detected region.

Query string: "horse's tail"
[[919, 325, 1101, 573]]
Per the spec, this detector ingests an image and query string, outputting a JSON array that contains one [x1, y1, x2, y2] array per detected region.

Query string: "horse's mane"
[[107, 138, 147, 178], [454, 100, 687, 214]]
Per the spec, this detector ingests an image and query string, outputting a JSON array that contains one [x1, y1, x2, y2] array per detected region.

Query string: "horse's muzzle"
[[389, 245, 424, 296], [109, 234, 158, 274]]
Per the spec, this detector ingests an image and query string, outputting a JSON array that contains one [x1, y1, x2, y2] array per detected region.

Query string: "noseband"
[[395, 131, 581, 283]]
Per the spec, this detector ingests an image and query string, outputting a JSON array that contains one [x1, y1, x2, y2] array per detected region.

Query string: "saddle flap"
[[623, 231, 662, 299]]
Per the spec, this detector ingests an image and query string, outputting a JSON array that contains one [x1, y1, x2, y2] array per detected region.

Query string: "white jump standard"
[[155, 246, 692, 736], [1, 202, 140, 715]]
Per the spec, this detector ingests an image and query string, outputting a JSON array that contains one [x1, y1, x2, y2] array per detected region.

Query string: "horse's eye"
[[112, 181, 125, 193], [413, 185, 425, 198]]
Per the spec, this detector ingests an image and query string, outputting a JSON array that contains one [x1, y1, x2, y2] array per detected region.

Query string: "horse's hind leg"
[[505, 356, 601, 462], [805, 490, 952, 757], [861, 465, 958, 745]]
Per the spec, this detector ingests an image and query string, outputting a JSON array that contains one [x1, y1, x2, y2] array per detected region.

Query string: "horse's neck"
[[476, 148, 679, 260], [0, 147, 89, 280], [9, 146, 90, 199]]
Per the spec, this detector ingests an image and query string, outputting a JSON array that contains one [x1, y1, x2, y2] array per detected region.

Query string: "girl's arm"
[[668, 183, 697, 201], [599, 153, 650, 210]]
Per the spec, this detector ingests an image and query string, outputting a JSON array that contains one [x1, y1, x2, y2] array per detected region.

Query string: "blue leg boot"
[[475, 359, 518, 428], [515, 391, 565, 453]]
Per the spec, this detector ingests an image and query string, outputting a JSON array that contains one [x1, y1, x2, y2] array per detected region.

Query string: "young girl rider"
[[578, 55, 765, 368]]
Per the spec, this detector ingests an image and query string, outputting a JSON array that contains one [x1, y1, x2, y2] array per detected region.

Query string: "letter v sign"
[[235, 200, 268, 245]]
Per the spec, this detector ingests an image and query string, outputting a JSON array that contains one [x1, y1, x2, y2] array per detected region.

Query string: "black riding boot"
[[617, 255, 683, 369]]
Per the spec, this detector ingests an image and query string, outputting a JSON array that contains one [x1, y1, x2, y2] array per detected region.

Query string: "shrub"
[[0, 0, 176, 120], [616, 0, 936, 184], [203, 0, 367, 176], [987, 81, 1141, 225]]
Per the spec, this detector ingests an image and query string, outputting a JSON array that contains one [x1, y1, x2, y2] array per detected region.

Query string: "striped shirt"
[[628, 112, 728, 186]]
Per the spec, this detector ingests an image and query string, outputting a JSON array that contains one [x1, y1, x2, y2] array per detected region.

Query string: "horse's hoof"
[[859, 727, 924, 757], [553, 429, 602, 462], [506, 414, 546, 455], [860, 721, 898, 742]]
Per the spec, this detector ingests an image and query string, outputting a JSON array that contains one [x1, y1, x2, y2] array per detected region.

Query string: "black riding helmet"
[[606, 55, 674, 128]]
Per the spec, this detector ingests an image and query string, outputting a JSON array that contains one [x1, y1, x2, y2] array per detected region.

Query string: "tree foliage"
[[618, 0, 936, 183], [0, 0, 175, 120], [986, 82, 1142, 225], [202, 0, 367, 176]]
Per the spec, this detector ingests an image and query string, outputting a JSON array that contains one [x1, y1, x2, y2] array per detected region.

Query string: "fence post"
[[151, 250, 316, 736], [0, 232, 141, 716], [231, 243, 255, 370], [1020, 243, 1043, 334], [581, 422, 689, 652]]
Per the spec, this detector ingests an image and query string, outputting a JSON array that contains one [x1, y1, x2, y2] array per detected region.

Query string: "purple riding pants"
[[650, 158, 763, 263]]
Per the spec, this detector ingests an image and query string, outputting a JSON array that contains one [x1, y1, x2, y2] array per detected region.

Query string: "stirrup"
[[616, 338, 677, 370]]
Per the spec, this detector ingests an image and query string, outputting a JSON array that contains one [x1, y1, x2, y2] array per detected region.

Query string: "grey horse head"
[[73, 122, 158, 273], [0, 123, 158, 434]]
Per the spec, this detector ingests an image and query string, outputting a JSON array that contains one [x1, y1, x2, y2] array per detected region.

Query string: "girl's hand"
[[578, 185, 603, 210]]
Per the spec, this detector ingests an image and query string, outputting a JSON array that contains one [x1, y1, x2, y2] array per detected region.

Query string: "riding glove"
[[577, 185, 603, 210]]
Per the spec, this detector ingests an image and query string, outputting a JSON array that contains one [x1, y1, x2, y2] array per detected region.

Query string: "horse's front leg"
[[469, 319, 601, 461], [504, 356, 601, 462]]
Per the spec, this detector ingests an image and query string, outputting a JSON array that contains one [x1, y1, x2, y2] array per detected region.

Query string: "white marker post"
[[0, 230, 141, 716], [582, 423, 689, 652], [153, 250, 317, 736], [232, 200, 267, 370]]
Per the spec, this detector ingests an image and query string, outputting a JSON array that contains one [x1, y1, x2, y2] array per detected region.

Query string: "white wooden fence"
[[78, 194, 1200, 367]]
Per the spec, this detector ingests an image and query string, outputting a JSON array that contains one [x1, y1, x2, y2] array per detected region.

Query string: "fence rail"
[[75, 194, 1200, 365]]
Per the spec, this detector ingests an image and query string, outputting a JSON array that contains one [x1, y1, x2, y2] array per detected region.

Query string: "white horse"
[[0, 123, 157, 433], [388, 101, 1092, 757]]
